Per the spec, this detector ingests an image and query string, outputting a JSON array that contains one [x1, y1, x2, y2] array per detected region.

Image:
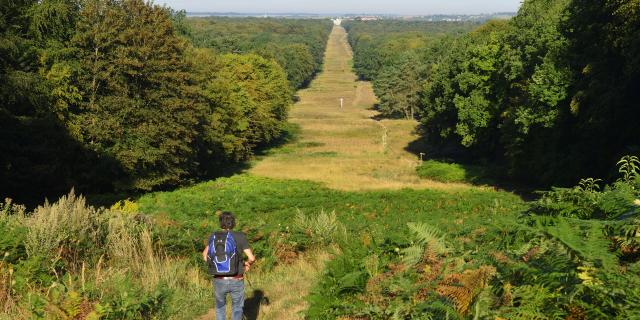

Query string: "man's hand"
[[243, 248, 256, 272], [202, 245, 209, 262]]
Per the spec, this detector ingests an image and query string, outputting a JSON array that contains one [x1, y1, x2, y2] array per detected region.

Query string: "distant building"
[[355, 16, 380, 21]]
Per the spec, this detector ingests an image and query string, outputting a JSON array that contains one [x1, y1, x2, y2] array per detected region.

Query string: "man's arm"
[[202, 245, 209, 262], [243, 248, 256, 271]]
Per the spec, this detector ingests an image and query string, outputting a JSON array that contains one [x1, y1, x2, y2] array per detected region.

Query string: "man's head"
[[219, 211, 236, 230]]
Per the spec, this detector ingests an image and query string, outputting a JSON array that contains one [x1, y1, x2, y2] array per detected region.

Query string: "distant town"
[[185, 12, 516, 22]]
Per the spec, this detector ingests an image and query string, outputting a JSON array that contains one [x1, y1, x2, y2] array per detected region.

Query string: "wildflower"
[[634, 199, 640, 206]]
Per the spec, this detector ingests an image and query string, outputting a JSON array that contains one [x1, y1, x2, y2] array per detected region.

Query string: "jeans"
[[214, 278, 245, 320]]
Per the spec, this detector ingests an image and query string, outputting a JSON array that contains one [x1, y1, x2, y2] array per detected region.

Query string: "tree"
[[558, 0, 640, 179], [70, 0, 202, 191], [373, 52, 426, 119], [207, 53, 291, 151]]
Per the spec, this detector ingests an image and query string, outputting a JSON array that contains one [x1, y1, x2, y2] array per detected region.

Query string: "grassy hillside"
[[137, 175, 524, 319], [3, 19, 639, 320]]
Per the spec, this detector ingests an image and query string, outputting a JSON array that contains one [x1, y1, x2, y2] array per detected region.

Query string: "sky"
[[159, 0, 523, 15]]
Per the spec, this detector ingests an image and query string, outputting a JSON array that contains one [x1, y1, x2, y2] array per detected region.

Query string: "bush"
[[416, 160, 486, 183], [0, 191, 212, 319], [25, 191, 106, 269], [528, 157, 640, 220]]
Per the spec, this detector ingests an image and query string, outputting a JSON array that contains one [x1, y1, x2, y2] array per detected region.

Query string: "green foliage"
[[406, 0, 640, 186], [416, 160, 488, 183], [343, 20, 477, 118], [514, 157, 640, 318], [135, 176, 522, 319], [0, 190, 213, 319], [24, 191, 104, 266], [214, 53, 292, 145], [69, 0, 201, 191], [186, 17, 332, 90], [406, 222, 448, 256], [617, 155, 640, 182], [1, 0, 304, 203], [529, 156, 640, 219], [344, 20, 476, 80], [292, 209, 345, 247]]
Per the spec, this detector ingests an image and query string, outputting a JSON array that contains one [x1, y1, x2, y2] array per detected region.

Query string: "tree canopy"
[[0, 1, 305, 204], [348, 0, 640, 186], [185, 17, 332, 90]]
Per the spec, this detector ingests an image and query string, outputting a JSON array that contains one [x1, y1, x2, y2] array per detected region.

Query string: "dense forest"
[[0, 1, 331, 205], [186, 17, 332, 90], [348, 0, 639, 187], [343, 20, 477, 119]]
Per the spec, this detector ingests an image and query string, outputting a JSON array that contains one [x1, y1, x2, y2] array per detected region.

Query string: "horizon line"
[[184, 11, 517, 16]]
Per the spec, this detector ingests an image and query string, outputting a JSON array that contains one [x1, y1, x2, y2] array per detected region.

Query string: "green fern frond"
[[408, 222, 448, 255], [401, 244, 423, 266], [62, 290, 82, 317]]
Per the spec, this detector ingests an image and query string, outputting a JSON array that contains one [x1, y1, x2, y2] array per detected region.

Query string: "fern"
[[407, 222, 449, 255], [536, 217, 616, 269], [61, 290, 82, 318], [502, 284, 564, 320], [436, 265, 496, 315], [292, 209, 344, 246], [401, 245, 424, 266]]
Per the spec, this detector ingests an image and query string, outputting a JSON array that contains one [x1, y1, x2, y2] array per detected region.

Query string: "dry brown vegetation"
[[249, 26, 474, 192]]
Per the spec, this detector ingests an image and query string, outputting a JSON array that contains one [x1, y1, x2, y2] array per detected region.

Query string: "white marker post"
[[340, 98, 344, 109]]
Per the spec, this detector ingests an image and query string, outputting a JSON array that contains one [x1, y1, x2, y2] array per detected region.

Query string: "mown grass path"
[[197, 26, 483, 320], [250, 26, 470, 191]]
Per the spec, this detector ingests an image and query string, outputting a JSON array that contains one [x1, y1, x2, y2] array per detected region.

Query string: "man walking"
[[203, 212, 256, 320]]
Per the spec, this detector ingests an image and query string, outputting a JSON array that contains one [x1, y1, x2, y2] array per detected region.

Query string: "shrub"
[[24, 191, 105, 269], [528, 156, 640, 220], [0, 201, 27, 265], [416, 160, 486, 183], [0, 191, 213, 319]]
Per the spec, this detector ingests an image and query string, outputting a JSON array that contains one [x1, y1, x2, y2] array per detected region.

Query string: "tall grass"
[[25, 191, 104, 270], [0, 192, 211, 319]]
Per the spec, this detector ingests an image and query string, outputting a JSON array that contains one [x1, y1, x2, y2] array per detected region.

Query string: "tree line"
[[0, 0, 332, 204], [186, 17, 332, 90], [347, 0, 640, 186], [343, 20, 477, 119]]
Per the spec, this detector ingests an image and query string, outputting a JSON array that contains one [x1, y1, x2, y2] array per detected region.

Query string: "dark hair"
[[219, 211, 236, 230]]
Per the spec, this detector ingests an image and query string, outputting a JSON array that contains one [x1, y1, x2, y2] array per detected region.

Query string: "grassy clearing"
[[0, 25, 528, 320], [168, 26, 514, 320], [137, 174, 523, 319], [249, 26, 468, 192]]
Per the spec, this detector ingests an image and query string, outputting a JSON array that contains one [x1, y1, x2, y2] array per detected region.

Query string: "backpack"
[[207, 231, 239, 276]]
